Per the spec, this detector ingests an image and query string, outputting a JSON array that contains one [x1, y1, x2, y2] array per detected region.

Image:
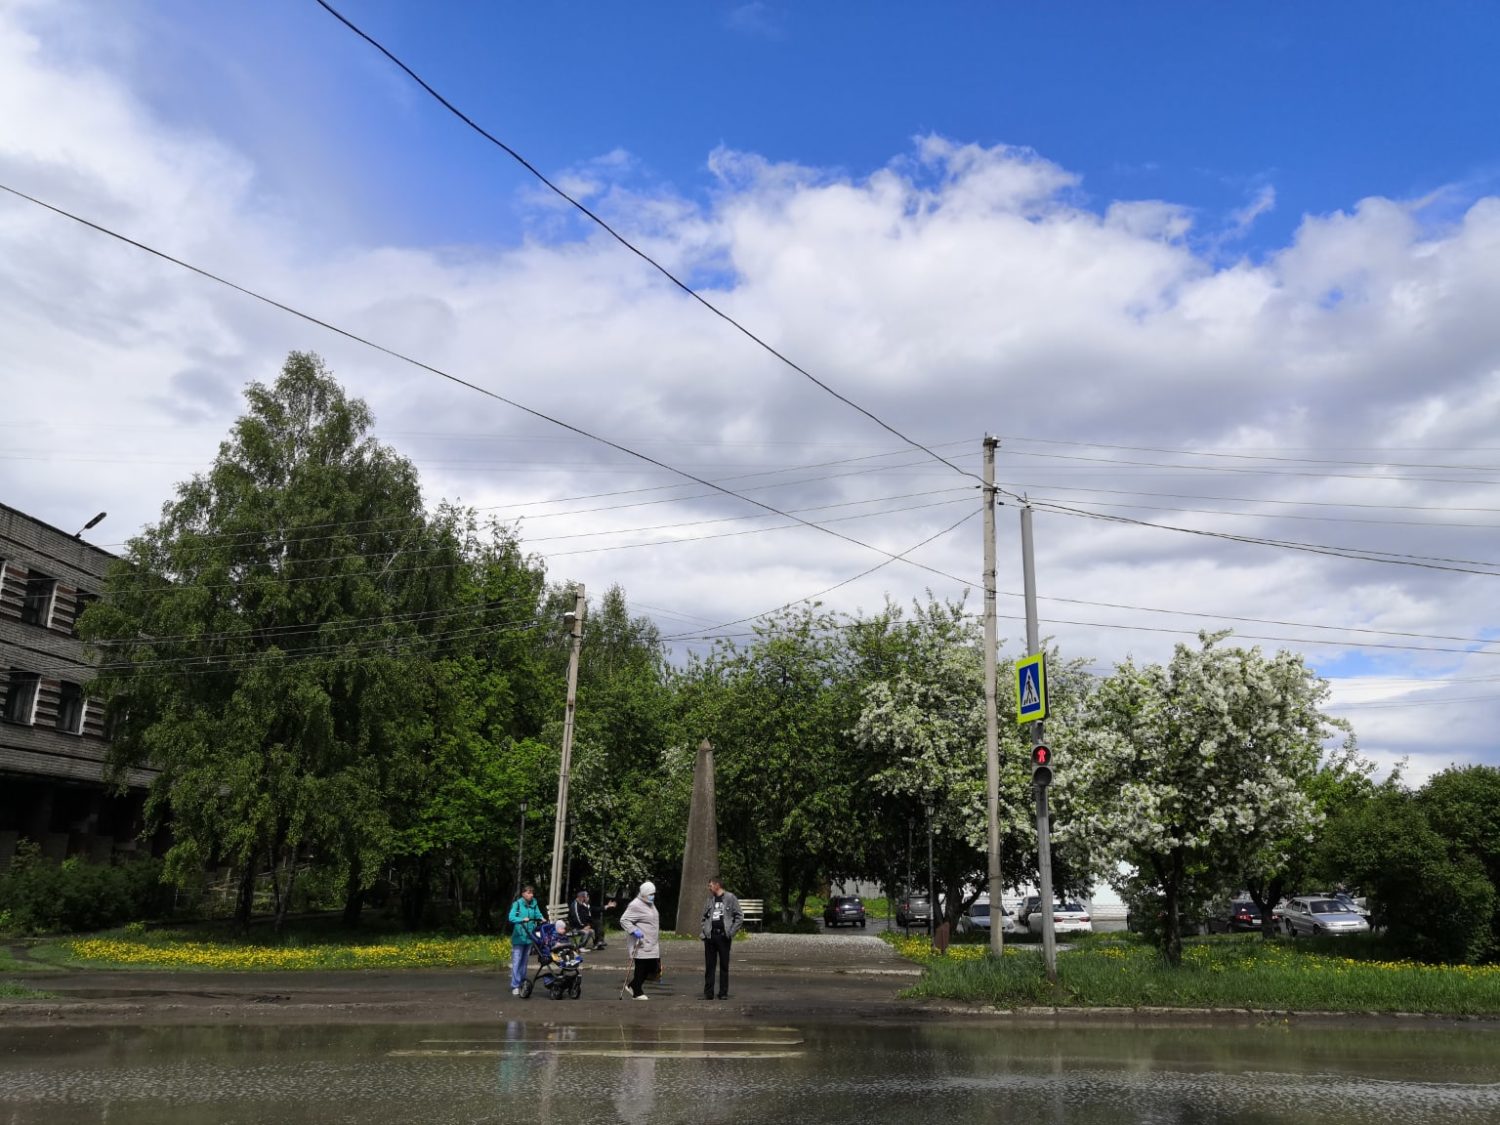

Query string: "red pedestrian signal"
[[1031, 744, 1053, 787]]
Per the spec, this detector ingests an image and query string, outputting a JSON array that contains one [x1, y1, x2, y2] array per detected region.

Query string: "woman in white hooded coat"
[[619, 881, 661, 999]]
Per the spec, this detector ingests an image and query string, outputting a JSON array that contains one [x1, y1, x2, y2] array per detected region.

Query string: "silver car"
[[957, 896, 1015, 935], [1280, 896, 1371, 937]]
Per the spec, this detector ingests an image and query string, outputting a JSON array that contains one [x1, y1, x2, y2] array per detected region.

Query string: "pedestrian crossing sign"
[[1015, 653, 1047, 723]]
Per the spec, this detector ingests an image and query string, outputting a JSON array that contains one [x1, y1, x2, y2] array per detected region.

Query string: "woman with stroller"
[[619, 880, 661, 1000], [508, 884, 544, 997]]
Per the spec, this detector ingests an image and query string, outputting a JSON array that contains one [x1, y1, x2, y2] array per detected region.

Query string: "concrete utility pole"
[[982, 436, 1004, 957], [1021, 506, 1058, 981], [546, 585, 586, 919]]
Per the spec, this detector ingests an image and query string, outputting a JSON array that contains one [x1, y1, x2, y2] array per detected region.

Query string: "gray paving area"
[[0, 931, 923, 1030]]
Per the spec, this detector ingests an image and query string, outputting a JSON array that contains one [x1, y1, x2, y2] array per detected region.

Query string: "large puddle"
[[3, 1020, 1500, 1122]]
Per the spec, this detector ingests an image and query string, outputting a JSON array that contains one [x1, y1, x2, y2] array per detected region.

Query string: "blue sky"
[[125, 0, 1500, 254], [4, 0, 1500, 782]]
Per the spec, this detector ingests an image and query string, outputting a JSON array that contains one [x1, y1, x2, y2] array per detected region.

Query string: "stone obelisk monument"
[[675, 739, 719, 934]]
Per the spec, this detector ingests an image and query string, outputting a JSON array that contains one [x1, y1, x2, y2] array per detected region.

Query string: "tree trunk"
[[342, 857, 365, 928], [234, 853, 258, 933], [1161, 848, 1186, 966], [1248, 876, 1282, 941], [274, 846, 299, 934], [474, 863, 493, 932], [401, 857, 431, 930]]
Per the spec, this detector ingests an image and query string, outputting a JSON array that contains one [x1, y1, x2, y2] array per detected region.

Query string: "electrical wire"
[[1028, 500, 1500, 577], [1002, 435, 1500, 473], [310, 0, 977, 484], [0, 181, 985, 592], [662, 509, 981, 641], [1005, 449, 1500, 487]]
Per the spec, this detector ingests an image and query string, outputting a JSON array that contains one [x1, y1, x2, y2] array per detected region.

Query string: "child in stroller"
[[520, 920, 585, 1000]]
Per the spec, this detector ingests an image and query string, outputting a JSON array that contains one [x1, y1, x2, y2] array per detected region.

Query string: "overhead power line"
[[662, 509, 981, 641], [0, 182, 983, 592], [1003, 435, 1500, 473], [310, 0, 976, 484], [1030, 500, 1500, 577]]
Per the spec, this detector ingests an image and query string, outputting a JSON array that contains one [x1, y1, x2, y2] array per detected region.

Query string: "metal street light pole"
[[925, 801, 935, 941], [546, 585, 586, 920], [1021, 505, 1058, 982], [514, 800, 529, 899]]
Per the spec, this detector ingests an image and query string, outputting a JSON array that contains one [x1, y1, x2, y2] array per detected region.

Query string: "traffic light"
[[1031, 744, 1053, 788]]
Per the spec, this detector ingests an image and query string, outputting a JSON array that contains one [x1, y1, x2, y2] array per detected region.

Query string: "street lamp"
[[925, 801, 935, 940], [514, 800, 529, 899], [73, 511, 106, 539], [905, 816, 914, 935]]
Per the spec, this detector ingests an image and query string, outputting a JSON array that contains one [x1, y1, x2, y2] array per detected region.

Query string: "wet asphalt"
[[5, 1019, 1500, 1123]]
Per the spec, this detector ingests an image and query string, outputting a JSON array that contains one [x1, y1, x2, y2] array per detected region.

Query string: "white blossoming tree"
[[1070, 632, 1346, 964], [854, 596, 1102, 924]]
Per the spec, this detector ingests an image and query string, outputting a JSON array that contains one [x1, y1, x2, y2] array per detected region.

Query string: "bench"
[[740, 899, 764, 931]]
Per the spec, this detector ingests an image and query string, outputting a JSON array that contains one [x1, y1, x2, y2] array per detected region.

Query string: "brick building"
[[0, 502, 157, 868]]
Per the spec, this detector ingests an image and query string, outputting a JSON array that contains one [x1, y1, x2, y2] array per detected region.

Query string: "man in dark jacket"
[[700, 877, 743, 1000], [569, 890, 595, 949]]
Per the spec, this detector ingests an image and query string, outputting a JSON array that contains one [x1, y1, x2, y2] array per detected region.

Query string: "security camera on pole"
[[1016, 505, 1058, 983]]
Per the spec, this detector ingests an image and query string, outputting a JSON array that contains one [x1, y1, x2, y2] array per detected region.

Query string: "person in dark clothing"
[[569, 890, 595, 949], [590, 892, 617, 950], [700, 876, 743, 1000]]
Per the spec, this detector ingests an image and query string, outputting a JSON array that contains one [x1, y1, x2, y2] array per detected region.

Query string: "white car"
[[1280, 896, 1371, 938], [1027, 901, 1093, 935]]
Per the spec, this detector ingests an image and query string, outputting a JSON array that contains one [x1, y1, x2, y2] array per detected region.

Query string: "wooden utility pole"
[[982, 436, 1004, 956], [546, 585, 586, 919]]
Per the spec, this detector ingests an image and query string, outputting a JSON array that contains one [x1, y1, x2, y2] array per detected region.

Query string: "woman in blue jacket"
[[508, 885, 545, 995]]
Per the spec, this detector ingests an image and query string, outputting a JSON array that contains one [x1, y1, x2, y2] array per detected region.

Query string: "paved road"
[[0, 933, 922, 1030], [5, 1015, 1499, 1123]]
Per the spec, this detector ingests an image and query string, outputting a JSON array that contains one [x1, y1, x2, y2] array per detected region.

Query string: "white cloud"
[[2, 3, 1499, 775]]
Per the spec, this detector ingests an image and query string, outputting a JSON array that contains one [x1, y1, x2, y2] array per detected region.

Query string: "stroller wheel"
[[519, 978, 534, 999], [570, 978, 582, 999]]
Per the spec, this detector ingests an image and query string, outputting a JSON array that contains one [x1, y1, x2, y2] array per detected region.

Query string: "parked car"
[[1280, 896, 1371, 938], [956, 895, 1015, 935], [1206, 899, 1263, 934], [896, 893, 932, 928], [1027, 901, 1093, 934], [823, 895, 867, 928], [1017, 895, 1042, 930]]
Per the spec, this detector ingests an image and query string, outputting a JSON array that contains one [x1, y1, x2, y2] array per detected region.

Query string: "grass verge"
[[0, 982, 53, 999], [34, 928, 515, 971], [901, 933, 1500, 1016]]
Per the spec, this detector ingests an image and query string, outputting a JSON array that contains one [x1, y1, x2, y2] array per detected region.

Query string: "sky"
[[2, 0, 1499, 785]]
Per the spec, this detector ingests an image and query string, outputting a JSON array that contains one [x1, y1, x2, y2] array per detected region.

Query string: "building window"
[[2, 670, 41, 725], [56, 682, 85, 735], [21, 573, 57, 628]]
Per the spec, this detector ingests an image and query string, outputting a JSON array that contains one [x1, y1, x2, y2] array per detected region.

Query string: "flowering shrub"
[[65, 934, 512, 971]]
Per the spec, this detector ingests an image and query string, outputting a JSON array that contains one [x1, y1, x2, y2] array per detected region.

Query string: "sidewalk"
[[0, 932, 924, 1029]]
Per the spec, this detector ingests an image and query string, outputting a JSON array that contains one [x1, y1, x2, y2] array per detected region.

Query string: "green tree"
[[852, 596, 1098, 926], [1417, 764, 1500, 954], [677, 607, 867, 923], [1319, 785, 1496, 963], [85, 353, 471, 930], [1072, 633, 1339, 964]]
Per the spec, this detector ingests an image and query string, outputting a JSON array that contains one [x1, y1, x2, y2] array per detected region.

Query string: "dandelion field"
[[41, 930, 514, 972], [897, 934, 1500, 1015]]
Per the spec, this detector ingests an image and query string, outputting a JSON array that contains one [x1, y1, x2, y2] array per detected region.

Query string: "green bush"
[[0, 841, 173, 935]]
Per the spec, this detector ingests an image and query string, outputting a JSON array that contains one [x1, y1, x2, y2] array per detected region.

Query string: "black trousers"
[[629, 956, 659, 997], [703, 933, 732, 996]]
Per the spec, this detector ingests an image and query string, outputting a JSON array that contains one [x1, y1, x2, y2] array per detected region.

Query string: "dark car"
[[896, 893, 932, 928], [823, 895, 867, 928], [1017, 895, 1042, 929], [1206, 899, 1263, 934]]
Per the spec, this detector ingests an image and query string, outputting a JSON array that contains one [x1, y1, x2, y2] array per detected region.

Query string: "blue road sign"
[[1015, 653, 1047, 723]]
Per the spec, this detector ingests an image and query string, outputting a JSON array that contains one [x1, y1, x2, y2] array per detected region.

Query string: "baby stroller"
[[519, 921, 584, 1000]]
